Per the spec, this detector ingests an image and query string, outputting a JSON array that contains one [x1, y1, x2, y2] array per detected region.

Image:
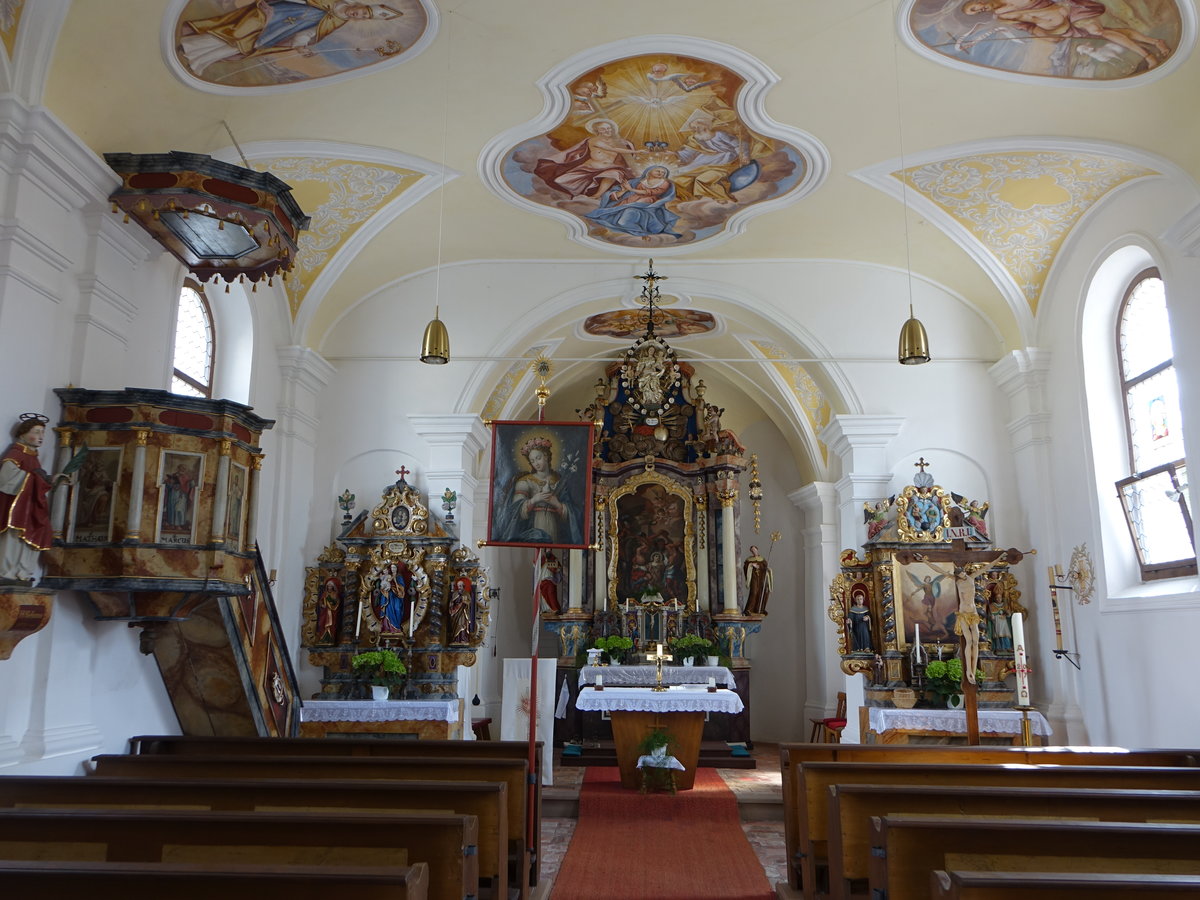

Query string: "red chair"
[[808, 691, 847, 743]]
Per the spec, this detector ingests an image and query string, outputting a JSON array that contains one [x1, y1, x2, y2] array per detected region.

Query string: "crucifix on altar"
[[646, 642, 672, 691], [897, 536, 1027, 744]]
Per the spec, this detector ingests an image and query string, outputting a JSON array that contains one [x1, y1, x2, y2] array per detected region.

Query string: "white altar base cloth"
[[574, 685, 744, 715], [579, 665, 735, 688], [500, 658, 556, 785], [868, 706, 1052, 737], [300, 699, 460, 723], [637, 753, 686, 771]]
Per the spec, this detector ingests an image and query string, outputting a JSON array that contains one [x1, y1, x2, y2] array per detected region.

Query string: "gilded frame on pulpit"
[[606, 470, 696, 611]]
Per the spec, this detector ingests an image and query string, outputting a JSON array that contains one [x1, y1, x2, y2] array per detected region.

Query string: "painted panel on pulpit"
[[156, 450, 204, 545], [615, 483, 687, 602], [169, 0, 433, 92], [68, 446, 122, 543], [907, 0, 1183, 83], [226, 461, 248, 549]]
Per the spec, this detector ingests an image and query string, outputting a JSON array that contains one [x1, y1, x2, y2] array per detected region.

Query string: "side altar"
[[828, 460, 1034, 730], [300, 471, 490, 721]]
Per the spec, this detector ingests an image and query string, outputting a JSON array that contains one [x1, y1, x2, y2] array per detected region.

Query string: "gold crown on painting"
[[636, 142, 677, 173]]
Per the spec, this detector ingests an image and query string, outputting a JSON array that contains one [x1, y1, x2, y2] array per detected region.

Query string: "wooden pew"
[[0, 860, 430, 900], [0, 807, 476, 900], [871, 816, 1200, 900], [828, 783, 1200, 900], [932, 868, 1200, 898], [778, 742, 1200, 891], [792, 762, 1200, 896], [0, 775, 507, 900], [90, 753, 531, 898]]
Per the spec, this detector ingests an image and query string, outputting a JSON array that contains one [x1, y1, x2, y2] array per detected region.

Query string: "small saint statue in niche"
[[848, 601, 873, 652]]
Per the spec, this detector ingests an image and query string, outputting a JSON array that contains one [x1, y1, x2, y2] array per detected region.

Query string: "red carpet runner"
[[550, 767, 774, 900]]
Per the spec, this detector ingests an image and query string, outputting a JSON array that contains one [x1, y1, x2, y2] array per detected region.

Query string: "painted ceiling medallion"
[[584, 308, 716, 340], [905, 0, 1186, 84], [485, 37, 827, 254], [167, 0, 434, 93]]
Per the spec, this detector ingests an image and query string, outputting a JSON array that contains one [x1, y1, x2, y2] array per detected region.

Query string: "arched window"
[[1114, 269, 1194, 580], [172, 281, 215, 398]]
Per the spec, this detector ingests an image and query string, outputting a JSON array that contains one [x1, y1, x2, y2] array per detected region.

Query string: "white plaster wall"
[[1033, 177, 1200, 748]]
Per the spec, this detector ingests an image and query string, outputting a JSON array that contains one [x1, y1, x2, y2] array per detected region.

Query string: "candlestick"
[[1011, 612, 1031, 706]]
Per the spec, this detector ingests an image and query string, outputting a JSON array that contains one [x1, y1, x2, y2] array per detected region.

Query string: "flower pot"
[[946, 692, 965, 709], [681, 658, 694, 667], [370, 684, 390, 701], [705, 655, 719, 667]]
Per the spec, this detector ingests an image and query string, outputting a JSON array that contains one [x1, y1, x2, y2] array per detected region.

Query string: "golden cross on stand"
[[646, 642, 672, 692]]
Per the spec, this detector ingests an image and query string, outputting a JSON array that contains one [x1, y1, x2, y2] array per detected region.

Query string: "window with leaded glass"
[[172, 281, 215, 398], [1115, 269, 1194, 580]]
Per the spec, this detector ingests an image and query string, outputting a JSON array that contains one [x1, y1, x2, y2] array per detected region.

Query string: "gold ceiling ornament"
[[890, 2, 930, 366], [748, 453, 764, 533]]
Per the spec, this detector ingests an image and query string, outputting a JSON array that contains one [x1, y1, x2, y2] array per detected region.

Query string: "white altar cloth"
[[579, 664, 735, 688], [868, 706, 1052, 737], [300, 699, 460, 723], [574, 685, 744, 715]]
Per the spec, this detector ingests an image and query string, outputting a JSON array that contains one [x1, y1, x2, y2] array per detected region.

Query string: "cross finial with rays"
[[633, 258, 667, 336]]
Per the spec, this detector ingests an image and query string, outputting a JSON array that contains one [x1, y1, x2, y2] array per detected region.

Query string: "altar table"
[[299, 699, 463, 740], [574, 686, 744, 790], [578, 664, 735, 688], [862, 706, 1052, 745]]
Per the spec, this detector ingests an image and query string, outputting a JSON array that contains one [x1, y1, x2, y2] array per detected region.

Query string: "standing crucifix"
[[900, 536, 1026, 744], [646, 642, 672, 692]]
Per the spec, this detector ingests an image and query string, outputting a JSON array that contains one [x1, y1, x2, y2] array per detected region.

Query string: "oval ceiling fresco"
[[906, 0, 1185, 83], [495, 48, 822, 251], [168, 0, 433, 92], [584, 308, 717, 340]]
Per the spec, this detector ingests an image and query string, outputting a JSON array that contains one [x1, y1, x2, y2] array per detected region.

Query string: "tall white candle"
[[1011, 612, 1031, 706], [914, 622, 920, 646], [657, 642, 663, 657], [595, 674, 603, 688], [707, 676, 716, 688]]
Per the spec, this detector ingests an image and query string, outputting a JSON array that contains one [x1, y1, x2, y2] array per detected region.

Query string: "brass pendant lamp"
[[898, 303, 930, 365], [421, 305, 450, 364], [419, 11, 453, 365]]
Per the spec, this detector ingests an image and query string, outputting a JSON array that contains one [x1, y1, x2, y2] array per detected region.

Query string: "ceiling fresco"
[[0, 1, 22, 59], [498, 51, 815, 251], [907, 0, 1184, 82], [896, 150, 1158, 312], [169, 0, 432, 91], [583, 308, 716, 340]]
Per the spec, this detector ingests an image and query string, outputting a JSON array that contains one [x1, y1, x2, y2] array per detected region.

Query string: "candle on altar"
[[707, 677, 716, 688], [657, 642, 663, 657], [595, 674, 603, 688], [1047, 565, 1064, 651], [914, 622, 920, 646], [1011, 612, 1031, 705], [356, 601, 363, 637]]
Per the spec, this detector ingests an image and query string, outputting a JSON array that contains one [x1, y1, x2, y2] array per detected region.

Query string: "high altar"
[[544, 264, 765, 746]]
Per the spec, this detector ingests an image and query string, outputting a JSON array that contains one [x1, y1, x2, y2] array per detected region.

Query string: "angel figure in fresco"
[[586, 165, 682, 239], [645, 62, 718, 93], [571, 78, 609, 117], [958, 0, 1171, 70], [533, 119, 638, 200], [178, 1, 402, 77]]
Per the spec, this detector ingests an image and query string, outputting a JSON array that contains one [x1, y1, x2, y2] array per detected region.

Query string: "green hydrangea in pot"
[[923, 657, 984, 708], [351, 649, 407, 700], [668, 634, 715, 666], [593, 634, 633, 666]]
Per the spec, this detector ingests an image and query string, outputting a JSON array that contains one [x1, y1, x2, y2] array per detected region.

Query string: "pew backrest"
[[932, 868, 1200, 899]]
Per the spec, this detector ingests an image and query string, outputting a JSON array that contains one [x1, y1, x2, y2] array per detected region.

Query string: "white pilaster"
[[790, 481, 841, 733], [408, 414, 488, 548], [721, 497, 738, 612], [818, 415, 905, 740], [990, 348, 1085, 743]]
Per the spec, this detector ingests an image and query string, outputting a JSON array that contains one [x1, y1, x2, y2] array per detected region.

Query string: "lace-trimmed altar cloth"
[[574, 685, 744, 715], [300, 699, 460, 723], [579, 664, 735, 688], [868, 706, 1051, 737]]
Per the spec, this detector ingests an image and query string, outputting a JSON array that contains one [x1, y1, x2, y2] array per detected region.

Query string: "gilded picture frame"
[[606, 470, 696, 611], [485, 420, 594, 549]]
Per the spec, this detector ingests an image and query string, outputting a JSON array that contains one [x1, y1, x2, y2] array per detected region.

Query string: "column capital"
[[788, 481, 837, 514], [408, 414, 489, 456], [276, 345, 336, 394], [819, 415, 905, 476], [989, 348, 1052, 399]]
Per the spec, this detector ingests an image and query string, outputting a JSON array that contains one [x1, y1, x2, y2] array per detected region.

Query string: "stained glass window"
[[1115, 270, 1194, 580], [172, 282, 214, 398]]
